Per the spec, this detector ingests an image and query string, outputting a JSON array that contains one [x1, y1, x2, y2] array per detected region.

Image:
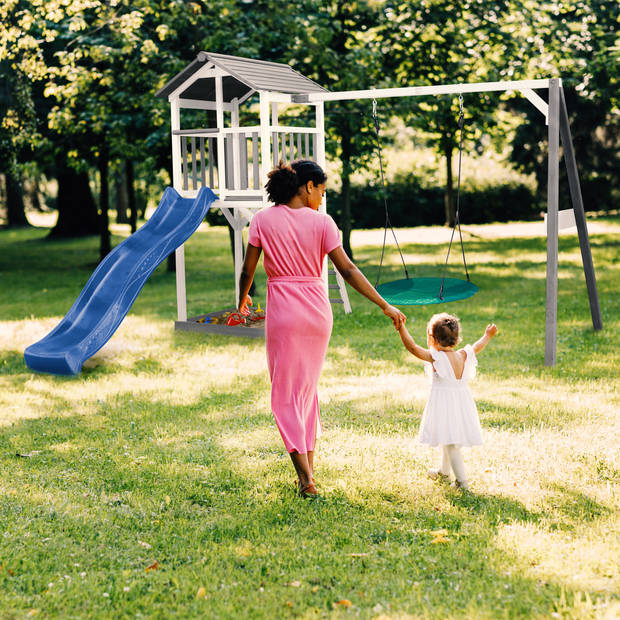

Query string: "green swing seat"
[[376, 276, 478, 306]]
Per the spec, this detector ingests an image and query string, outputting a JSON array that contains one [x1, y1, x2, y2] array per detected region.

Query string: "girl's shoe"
[[451, 479, 469, 491], [427, 469, 450, 483]]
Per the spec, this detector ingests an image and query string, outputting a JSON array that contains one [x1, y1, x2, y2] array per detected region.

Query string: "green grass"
[[0, 217, 619, 619]]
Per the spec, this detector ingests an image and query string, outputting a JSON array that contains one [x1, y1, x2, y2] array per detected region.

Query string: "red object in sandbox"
[[225, 312, 245, 326], [193, 304, 266, 329]]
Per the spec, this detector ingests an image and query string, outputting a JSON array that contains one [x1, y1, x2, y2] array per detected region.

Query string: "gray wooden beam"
[[181, 136, 188, 191], [545, 79, 560, 366], [559, 87, 603, 331]]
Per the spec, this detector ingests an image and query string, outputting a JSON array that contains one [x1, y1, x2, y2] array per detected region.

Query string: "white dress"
[[418, 345, 483, 447]]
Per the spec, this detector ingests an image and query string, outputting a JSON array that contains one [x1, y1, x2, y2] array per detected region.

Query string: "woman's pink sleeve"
[[323, 214, 342, 254], [248, 214, 261, 247]]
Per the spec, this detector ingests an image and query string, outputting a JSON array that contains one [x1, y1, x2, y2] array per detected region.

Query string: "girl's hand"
[[383, 304, 406, 330], [485, 323, 498, 338], [239, 294, 252, 316]]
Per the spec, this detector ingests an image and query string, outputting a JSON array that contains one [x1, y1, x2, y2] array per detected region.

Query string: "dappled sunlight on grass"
[[494, 518, 619, 593], [216, 426, 284, 474]]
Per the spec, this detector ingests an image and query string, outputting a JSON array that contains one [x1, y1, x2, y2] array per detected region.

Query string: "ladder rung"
[[328, 269, 337, 275], [329, 299, 344, 304], [328, 284, 340, 289]]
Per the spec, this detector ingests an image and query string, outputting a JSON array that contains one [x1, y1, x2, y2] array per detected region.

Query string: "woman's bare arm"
[[328, 246, 406, 329], [238, 243, 262, 313]]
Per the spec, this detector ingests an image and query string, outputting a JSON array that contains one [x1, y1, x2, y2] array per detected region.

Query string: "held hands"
[[485, 323, 498, 338], [238, 294, 252, 316], [383, 304, 407, 330]]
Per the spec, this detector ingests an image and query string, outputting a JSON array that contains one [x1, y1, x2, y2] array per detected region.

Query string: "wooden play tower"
[[155, 51, 352, 330]]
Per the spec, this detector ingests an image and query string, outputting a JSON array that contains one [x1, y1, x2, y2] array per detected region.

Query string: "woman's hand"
[[383, 304, 406, 330], [239, 294, 252, 316]]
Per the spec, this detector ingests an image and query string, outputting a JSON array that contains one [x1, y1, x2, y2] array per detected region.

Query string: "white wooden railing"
[[173, 126, 319, 195]]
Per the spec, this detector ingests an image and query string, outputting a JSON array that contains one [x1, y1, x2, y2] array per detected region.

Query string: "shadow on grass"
[[448, 489, 541, 526], [545, 484, 610, 524], [476, 399, 586, 431]]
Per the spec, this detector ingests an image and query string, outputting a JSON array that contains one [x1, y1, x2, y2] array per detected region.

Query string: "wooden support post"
[[231, 98, 241, 190], [545, 79, 560, 366], [234, 218, 243, 308], [175, 245, 187, 322], [558, 87, 603, 331], [171, 97, 187, 322], [220, 205, 250, 308], [259, 92, 271, 199], [315, 102, 326, 172], [215, 75, 227, 196], [170, 97, 182, 190]]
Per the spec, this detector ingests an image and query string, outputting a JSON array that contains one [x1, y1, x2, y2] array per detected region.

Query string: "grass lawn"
[[0, 215, 618, 619]]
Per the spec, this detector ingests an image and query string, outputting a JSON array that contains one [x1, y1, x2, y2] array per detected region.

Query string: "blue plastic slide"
[[24, 186, 217, 375]]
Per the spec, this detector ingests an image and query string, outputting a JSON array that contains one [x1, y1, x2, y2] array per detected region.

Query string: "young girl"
[[397, 313, 497, 490]]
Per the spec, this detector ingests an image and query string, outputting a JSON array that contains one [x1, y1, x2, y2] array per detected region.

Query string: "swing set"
[[293, 77, 603, 365], [156, 52, 602, 366]]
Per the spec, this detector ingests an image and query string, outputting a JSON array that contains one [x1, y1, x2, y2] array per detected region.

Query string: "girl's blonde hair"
[[427, 313, 461, 347]]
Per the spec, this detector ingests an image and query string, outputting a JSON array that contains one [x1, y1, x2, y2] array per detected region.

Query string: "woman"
[[239, 160, 405, 497]]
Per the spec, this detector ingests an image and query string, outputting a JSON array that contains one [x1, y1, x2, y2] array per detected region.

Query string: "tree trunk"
[[5, 168, 30, 228], [98, 143, 111, 261], [50, 164, 99, 237], [340, 131, 354, 259], [115, 164, 129, 224], [127, 160, 137, 234], [444, 143, 455, 227], [24, 175, 44, 212], [0, 173, 5, 223]]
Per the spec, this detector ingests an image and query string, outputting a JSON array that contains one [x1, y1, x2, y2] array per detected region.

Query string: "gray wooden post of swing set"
[[295, 77, 603, 366], [157, 53, 601, 365]]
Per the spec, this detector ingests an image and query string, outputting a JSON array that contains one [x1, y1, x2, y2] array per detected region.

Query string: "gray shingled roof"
[[155, 52, 328, 102]]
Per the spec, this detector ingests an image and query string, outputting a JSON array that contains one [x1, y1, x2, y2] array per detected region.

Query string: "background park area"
[[1, 1, 619, 618]]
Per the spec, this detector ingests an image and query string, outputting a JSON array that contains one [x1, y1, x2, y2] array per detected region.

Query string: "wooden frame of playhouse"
[[157, 52, 602, 366]]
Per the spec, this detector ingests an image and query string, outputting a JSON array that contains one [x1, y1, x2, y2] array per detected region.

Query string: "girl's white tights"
[[439, 444, 467, 483]]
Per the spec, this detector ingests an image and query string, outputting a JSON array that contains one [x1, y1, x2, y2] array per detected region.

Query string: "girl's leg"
[[428, 446, 451, 481], [445, 444, 468, 488], [440, 446, 451, 476]]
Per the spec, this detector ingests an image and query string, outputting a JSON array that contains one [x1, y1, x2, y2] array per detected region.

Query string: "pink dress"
[[247, 204, 342, 454]]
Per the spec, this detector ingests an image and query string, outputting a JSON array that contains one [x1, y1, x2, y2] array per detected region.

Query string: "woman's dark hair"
[[265, 160, 327, 204]]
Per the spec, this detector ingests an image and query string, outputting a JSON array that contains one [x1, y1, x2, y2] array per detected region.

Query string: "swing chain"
[[439, 94, 471, 300], [371, 98, 410, 289]]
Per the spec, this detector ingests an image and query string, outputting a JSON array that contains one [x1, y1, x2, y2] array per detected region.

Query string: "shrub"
[[327, 176, 542, 229]]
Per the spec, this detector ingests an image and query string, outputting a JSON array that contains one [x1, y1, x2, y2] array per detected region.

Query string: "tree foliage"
[[1, 0, 617, 239], [507, 0, 619, 210]]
